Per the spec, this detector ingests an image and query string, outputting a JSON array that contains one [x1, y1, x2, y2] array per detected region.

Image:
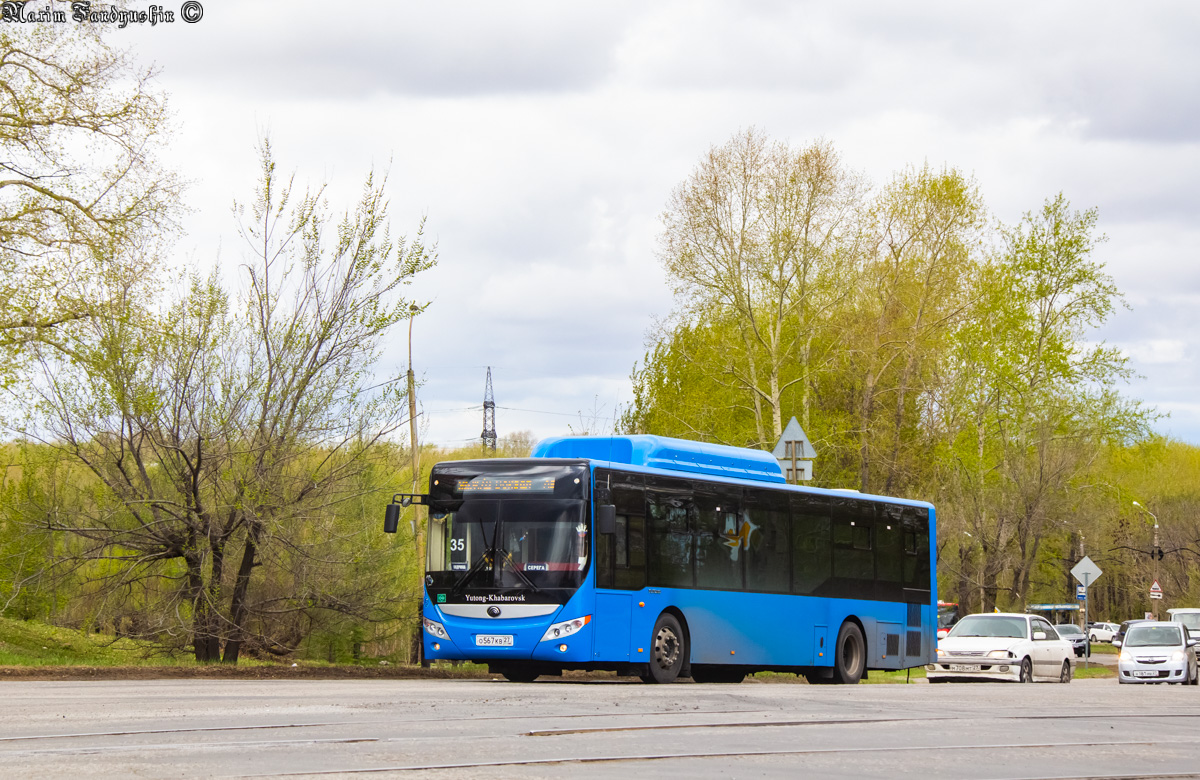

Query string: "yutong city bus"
[[384, 434, 936, 684]]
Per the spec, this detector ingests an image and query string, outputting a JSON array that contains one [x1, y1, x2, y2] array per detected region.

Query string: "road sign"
[[1076, 585, 1086, 600], [1151, 580, 1163, 599], [772, 417, 815, 482], [1070, 556, 1103, 587]]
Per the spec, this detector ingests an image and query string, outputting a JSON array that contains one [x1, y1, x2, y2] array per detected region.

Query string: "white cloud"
[[102, 0, 1200, 446]]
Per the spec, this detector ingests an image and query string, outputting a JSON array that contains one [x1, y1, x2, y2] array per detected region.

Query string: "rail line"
[[243, 739, 1197, 777], [2, 708, 1197, 746]]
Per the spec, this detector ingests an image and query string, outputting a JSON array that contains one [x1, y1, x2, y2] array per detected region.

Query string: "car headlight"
[[539, 615, 591, 643], [1172, 651, 1187, 663], [987, 649, 1014, 659], [936, 648, 946, 656], [1119, 650, 1132, 662], [423, 616, 448, 640]]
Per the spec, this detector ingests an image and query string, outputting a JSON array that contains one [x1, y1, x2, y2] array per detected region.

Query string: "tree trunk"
[[222, 525, 260, 664], [187, 552, 220, 662]]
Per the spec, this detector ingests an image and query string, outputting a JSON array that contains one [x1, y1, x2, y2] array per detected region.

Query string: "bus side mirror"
[[597, 504, 616, 535], [384, 503, 401, 534]]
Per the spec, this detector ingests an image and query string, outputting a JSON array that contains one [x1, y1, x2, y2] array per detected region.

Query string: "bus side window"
[[792, 494, 831, 596], [745, 489, 789, 594], [607, 469, 647, 591], [615, 514, 646, 590], [832, 498, 874, 599], [902, 507, 931, 593], [875, 503, 904, 601], [615, 514, 628, 568], [646, 475, 694, 589]]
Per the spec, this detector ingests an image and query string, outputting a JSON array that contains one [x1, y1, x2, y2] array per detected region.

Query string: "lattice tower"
[[481, 366, 497, 450]]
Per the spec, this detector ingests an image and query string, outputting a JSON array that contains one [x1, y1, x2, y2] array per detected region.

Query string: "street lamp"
[[1133, 501, 1161, 617]]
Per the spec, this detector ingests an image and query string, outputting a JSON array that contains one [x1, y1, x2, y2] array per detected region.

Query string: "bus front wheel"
[[643, 613, 686, 684], [833, 622, 866, 684]]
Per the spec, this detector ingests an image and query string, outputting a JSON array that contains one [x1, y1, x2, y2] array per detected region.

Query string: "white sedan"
[[1088, 622, 1119, 643], [927, 613, 1074, 683]]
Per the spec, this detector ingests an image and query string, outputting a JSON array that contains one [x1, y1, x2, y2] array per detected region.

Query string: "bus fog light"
[[540, 615, 592, 643], [558, 644, 568, 652], [433, 643, 440, 651]]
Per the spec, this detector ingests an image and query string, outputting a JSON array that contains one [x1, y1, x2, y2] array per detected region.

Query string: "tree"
[[933, 195, 1149, 610], [655, 129, 864, 447], [841, 166, 985, 494], [21, 140, 435, 662], [0, 25, 177, 380]]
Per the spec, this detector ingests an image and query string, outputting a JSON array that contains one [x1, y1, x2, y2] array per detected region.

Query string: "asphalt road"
[[2, 674, 1199, 779]]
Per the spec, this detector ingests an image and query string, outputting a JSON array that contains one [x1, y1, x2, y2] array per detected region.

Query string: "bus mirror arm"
[[597, 504, 616, 535], [383, 493, 429, 534]]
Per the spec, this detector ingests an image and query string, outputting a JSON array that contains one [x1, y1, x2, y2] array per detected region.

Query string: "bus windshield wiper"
[[450, 550, 494, 594], [496, 548, 541, 592]]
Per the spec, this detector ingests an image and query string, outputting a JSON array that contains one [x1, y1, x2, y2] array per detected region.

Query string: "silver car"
[[1116, 622, 1199, 685]]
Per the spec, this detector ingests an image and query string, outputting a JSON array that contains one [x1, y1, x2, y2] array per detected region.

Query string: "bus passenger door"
[[593, 593, 632, 662]]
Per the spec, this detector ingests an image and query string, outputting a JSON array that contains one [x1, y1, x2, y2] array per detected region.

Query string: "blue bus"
[[384, 434, 937, 684]]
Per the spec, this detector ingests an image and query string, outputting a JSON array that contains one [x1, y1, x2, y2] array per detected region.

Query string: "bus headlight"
[[540, 615, 591, 643], [423, 617, 449, 640]]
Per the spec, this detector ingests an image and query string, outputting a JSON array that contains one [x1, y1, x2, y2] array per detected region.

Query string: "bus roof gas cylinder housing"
[[532, 435, 786, 484]]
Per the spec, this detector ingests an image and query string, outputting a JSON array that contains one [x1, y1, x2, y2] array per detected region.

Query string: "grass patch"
[[749, 667, 928, 684], [1074, 663, 1115, 679], [0, 614, 185, 667], [1089, 642, 1118, 655]]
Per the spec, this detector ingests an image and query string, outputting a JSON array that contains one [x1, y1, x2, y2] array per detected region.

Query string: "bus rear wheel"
[[643, 613, 686, 684], [691, 665, 745, 684], [833, 622, 865, 684]]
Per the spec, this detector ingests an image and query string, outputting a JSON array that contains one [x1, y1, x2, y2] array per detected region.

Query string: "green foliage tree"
[[653, 129, 865, 447], [18, 139, 435, 662], [0, 26, 177, 382]]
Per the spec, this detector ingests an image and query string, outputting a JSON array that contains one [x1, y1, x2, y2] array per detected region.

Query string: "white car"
[[1088, 622, 1120, 643], [1116, 621, 1199, 685], [927, 613, 1074, 683]]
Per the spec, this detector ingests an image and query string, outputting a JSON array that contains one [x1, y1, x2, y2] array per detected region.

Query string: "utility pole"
[[407, 306, 420, 537], [1134, 501, 1160, 618], [481, 367, 497, 451]]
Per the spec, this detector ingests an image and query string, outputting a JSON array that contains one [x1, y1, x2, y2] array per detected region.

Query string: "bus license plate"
[[1132, 670, 1158, 677], [949, 664, 979, 672], [476, 634, 514, 647]]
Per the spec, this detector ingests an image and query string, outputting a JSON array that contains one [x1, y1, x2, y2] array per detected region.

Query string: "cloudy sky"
[[115, 1, 1200, 448]]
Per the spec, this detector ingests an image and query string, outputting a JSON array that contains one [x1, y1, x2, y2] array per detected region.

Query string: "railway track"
[[3, 679, 1199, 778]]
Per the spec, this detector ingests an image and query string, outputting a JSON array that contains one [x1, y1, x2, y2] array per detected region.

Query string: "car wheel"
[[1191, 665, 1199, 686], [1059, 660, 1072, 683], [1019, 657, 1034, 683], [1090, 634, 1098, 643]]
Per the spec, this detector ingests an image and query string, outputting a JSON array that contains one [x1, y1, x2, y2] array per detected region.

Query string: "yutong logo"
[[487, 606, 501, 617]]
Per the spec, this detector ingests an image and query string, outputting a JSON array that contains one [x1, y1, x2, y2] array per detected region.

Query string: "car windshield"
[[947, 615, 1027, 639], [1125, 625, 1183, 647], [1056, 625, 1082, 636]]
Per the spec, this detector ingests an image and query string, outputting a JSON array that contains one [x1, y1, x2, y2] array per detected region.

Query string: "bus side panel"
[[592, 592, 631, 662]]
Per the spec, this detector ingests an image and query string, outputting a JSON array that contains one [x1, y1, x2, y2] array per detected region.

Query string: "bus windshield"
[[425, 461, 590, 601]]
